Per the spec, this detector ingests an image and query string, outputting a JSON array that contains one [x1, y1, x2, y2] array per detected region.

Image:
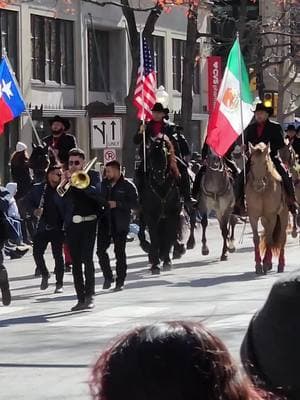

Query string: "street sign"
[[104, 148, 117, 164], [91, 117, 122, 149]]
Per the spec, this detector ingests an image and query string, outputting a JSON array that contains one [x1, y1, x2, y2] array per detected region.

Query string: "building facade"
[[0, 0, 211, 182]]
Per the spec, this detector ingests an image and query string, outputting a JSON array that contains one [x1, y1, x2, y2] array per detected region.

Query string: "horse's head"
[[249, 142, 270, 192], [29, 142, 50, 171], [148, 137, 169, 182], [207, 152, 224, 172], [279, 141, 296, 169]]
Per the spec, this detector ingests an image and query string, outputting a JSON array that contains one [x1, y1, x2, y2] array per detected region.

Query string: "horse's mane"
[[251, 143, 282, 182]]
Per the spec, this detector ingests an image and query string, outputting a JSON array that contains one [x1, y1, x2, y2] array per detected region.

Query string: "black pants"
[[97, 225, 127, 285], [67, 220, 97, 302], [33, 229, 64, 285], [0, 240, 4, 268]]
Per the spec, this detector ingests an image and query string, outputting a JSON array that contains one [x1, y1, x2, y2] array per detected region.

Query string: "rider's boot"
[[283, 175, 299, 214]]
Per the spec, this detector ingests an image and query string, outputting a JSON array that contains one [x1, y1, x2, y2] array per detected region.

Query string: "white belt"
[[72, 214, 97, 224]]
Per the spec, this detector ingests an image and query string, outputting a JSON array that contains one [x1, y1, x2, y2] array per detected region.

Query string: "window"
[[153, 35, 165, 87], [193, 43, 200, 95], [88, 29, 110, 92], [0, 9, 18, 73], [172, 39, 185, 91], [31, 15, 74, 85]]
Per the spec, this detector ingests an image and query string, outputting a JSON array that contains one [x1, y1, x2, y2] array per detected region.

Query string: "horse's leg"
[[278, 248, 285, 273], [173, 209, 186, 259], [147, 219, 160, 274], [138, 211, 150, 254], [249, 215, 262, 274], [291, 212, 298, 238], [163, 215, 179, 271], [228, 214, 236, 253], [263, 246, 273, 271], [186, 207, 196, 250], [219, 214, 229, 261], [278, 209, 288, 273], [200, 214, 209, 255]]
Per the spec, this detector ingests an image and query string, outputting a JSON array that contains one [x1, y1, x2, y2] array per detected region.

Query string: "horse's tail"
[[260, 215, 282, 257]]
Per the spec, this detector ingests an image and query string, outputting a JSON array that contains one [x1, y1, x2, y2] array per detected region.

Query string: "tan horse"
[[246, 143, 289, 274]]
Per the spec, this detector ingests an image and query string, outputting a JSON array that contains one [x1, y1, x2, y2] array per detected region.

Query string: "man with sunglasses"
[[64, 148, 104, 311], [26, 165, 66, 293]]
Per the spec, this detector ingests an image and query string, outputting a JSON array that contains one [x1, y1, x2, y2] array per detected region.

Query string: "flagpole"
[[3, 54, 42, 146], [236, 32, 247, 185], [139, 28, 147, 174]]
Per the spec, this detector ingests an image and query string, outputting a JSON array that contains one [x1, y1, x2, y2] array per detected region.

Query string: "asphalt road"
[[1, 219, 299, 399]]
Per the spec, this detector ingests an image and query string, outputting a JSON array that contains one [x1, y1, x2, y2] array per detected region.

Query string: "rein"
[[148, 174, 177, 220], [202, 166, 231, 200]]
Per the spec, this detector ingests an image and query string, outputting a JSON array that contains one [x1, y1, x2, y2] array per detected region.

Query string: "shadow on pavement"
[[0, 362, 87, 368]]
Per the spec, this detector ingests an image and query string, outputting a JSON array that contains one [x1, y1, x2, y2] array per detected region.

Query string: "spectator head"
[[68, 148, 85, 173], [49, 115, 71, 135], [90, 321, 266, 400], [11, 142, 29, 165], [241, 272, 300, 399], [5, 182, 17, 198], [16, 142, 27, 153], [286, 124, 296, 138], [105, 160, 121, 182]]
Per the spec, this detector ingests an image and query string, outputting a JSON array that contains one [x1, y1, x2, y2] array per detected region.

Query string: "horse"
[[141, 136, 181, 274], [246, 143, 289, 274], [28, 143, 50, 183], [191, 152, 236, 261]]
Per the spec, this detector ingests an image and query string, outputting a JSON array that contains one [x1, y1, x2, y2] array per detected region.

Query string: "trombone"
[[57, 157, 97, 197]]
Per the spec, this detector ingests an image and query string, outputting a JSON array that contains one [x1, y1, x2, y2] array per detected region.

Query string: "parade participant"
[[234, 103, 297, 215], [26, 165, 65, 292], [97, 160, 138, 292], [44, 116, 77, 167], [133, 103, 194, 206], [90, 321, 268, 400], [64, 148, 103, 311], [0, 186, 12, 306], [285, 124, 296, 144], [241, 273, 300, 399]]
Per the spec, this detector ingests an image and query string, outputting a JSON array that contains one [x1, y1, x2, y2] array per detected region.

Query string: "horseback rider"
[[133, 102, 196, 207], [234, 103, 298, 215]]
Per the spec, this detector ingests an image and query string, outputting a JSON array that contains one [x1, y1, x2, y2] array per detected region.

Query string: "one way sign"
[[91, 117, 122, 149]]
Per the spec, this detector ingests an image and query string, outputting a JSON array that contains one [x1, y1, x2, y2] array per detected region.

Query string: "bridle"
[[249, 159, 269, 193]]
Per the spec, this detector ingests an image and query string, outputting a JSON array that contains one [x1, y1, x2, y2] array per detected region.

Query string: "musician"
[[0, 186, 12, 306], [26, 165, 65, 292], [97, 161, 138, 291], [44, 116, 77, 167], [64, 148, 104, 311]]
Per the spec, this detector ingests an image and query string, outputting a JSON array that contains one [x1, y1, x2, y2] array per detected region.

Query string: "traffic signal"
[[263, 92, 273, 108]]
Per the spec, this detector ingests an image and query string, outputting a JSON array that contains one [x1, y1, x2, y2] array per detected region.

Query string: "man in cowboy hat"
[[44, 116, 77, 168], [133, 102, 196, 207], [234, 102, 297, 214], [285, 124, 300, 158]]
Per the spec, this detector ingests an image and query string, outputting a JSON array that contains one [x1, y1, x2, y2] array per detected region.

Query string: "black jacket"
[[244, 119, 285, 158], [0, 187, 10, 242], [43, 133, 77, 165], [10, 161, 32, 200], [99, 176, 138, 234]]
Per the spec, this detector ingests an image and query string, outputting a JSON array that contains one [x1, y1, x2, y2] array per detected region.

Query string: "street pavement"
[[0, 219, 300, 399]]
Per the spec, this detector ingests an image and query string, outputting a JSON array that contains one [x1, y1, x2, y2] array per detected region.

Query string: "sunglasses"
[[69, 160, 81, 166]]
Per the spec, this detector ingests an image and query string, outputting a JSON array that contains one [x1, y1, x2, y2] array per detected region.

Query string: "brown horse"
[[246, 143, 289, 274]]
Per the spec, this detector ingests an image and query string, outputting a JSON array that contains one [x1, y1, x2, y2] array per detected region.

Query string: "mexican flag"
[[206, 39, 253, 156]]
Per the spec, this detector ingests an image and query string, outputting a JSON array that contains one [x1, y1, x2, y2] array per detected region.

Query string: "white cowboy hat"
[[16, 142, 27, 152]]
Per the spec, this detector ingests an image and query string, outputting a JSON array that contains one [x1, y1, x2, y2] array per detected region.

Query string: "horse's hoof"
[[140, 240, 150, 254], [228, 246, 236, 253], [263, 264, 268, 275], [263, 263, 273, 271], [220, 254, 228, 261], [255, 264, 263, 275], [277, 265, 285, 273], [202, 247, 209, 256], [151, 266, 161, 275], [177, 243, 186, 255], [172, 251, 182, 260], [162, 262, 172, 271], [186, 239, 195, 250], [291, 229, 298, 238]]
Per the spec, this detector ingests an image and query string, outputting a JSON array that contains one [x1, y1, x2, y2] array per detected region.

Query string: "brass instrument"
[[57, 157, 97, 197]]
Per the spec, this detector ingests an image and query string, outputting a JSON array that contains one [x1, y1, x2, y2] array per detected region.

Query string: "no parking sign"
[[104, 148, 117, 164]]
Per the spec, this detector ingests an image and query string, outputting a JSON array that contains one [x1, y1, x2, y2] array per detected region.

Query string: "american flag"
[[133, 36, 157, 121]]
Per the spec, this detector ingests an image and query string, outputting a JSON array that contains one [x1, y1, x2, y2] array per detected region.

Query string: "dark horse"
[[28, 143, 57, 183], [141, 137, 181, 275]]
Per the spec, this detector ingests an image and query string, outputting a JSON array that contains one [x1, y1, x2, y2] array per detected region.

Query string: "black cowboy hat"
[[49, 115, 71, 131], [152, 103, 165, 112], [241, 272, 300, 399], [286, 124, 296, 131], [252, 103, 273, 116]]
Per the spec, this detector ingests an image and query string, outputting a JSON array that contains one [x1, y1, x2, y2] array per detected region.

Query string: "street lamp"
[[156, 85, 169, 107]]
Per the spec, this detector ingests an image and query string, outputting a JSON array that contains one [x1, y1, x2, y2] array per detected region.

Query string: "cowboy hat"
[[286, 124, 296, 132], [49, 115, 71, 131], [252, 103, 273, 116], [152, 103, 165, 112], [241, 272, 300, 399]]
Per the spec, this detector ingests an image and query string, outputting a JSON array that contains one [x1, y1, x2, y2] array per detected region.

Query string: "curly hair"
[[90, 321, 276, 400]]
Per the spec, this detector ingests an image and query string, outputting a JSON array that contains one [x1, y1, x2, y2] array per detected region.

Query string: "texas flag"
[[0, 57, 26, 135]]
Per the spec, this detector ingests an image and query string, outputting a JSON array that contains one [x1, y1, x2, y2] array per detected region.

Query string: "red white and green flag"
[[206, 39, 253, 156]]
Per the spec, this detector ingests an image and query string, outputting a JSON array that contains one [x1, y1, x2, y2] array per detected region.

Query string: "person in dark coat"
[[26, 165, 66, 293], [234, 103, 297, 214], [97, 160, 138, 292], [0, 187, 12, 306], [285, 124, 300, 159], [241, 272, 300, 400], [10, 142, 32, 201], [133, 103, 195, 207], [43, 116, 77, 167]]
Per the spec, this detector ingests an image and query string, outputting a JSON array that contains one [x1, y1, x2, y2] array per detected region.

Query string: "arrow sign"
[[91, 117, 122, 149], [93, 124, 105, 144], [111, 121, 116, 141]]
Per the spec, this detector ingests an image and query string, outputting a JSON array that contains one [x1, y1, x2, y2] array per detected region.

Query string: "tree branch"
[[143, 3, 163, 38]]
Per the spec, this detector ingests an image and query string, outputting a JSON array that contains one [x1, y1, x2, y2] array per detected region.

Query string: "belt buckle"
[[73, 215, 83, 224]]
